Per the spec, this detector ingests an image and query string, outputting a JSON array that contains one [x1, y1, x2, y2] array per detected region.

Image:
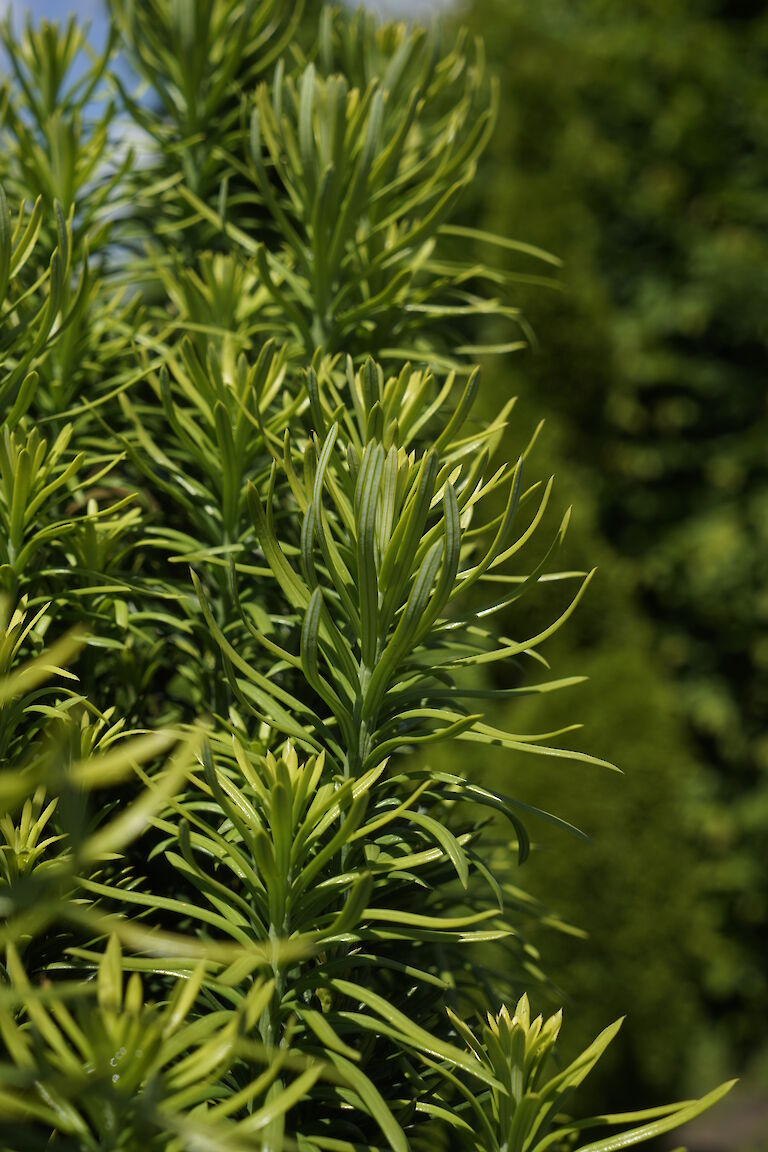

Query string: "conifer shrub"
[[0, 4, 732, 1149]]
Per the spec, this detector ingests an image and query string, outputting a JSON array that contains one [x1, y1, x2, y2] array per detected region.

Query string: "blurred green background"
[[439, 0, 768, 1147]]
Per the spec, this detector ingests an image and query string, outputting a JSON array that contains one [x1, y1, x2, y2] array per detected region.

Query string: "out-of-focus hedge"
[[450, 0, 768, 1118]]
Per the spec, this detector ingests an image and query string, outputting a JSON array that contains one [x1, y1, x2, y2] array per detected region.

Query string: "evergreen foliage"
[[0, 4, 732, 1149]]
